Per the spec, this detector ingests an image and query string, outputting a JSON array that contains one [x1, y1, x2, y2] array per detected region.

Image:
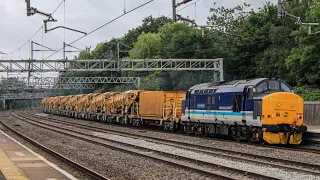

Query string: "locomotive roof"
[[189, 78, 291, 93]]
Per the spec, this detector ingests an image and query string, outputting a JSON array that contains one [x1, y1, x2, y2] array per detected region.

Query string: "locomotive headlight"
[[291, 104, 295, 107], [278, 103, 281, 107]]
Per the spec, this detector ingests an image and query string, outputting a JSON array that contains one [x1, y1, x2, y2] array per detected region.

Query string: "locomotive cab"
[[253, 80, 307, 144]]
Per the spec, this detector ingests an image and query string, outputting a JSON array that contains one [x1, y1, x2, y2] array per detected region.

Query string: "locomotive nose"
[[261, 92, 307, 145]]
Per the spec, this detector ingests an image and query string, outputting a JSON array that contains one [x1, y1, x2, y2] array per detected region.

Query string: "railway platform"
[[307, 126, 320, 134], [0, 130, 76, 180], [304, 125, 320, 141]]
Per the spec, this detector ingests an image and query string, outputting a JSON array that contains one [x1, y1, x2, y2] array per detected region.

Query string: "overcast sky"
[[0, 0, 277, 78]]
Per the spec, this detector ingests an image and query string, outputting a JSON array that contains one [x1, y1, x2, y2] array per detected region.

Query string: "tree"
[[207, 2, 250, 34], [57, 1, 319, 97], [129, 32, 161, 59], [286, 1, 320, 85]]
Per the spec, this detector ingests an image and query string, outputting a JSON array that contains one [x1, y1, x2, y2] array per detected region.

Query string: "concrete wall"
[[304, 102, 320, 125]]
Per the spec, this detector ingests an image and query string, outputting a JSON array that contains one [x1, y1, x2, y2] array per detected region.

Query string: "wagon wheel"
[[260, 140, 266, 146], [172, 121, 177, 133]]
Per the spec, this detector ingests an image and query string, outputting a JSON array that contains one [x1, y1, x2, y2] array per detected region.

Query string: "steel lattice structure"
[[53, 84, 95, 90], [0, 92, 51, 100], [0, 58, 223, 78], [0, 59, 223, 104], [0, 84, 95, 91], [70, 59, 223, 72], [0, 77, 140, 89]]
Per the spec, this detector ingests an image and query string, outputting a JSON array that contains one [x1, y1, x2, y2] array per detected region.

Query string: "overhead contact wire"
[[167, 0, 201, 17], [44, 0, 155, 60], [52, 0, 65, 14], [7, 0, 65, 55], [69, 0, 155, 45]]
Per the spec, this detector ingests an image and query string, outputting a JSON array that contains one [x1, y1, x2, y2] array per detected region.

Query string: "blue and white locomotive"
[[181, 78, 306, 144]]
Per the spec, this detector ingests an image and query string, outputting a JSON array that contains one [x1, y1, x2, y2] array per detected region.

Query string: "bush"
[[294, 86, 320, 101]]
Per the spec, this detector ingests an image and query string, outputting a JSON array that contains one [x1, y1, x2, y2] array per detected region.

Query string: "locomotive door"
[[243, 86, 254, 117], [206, 96, 211, 116]]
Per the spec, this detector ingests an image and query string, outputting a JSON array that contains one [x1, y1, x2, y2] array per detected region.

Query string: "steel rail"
[[45, 113, 320, 156], [27, 113, 320, 176], [0, 119, 108, 180], [27, 111, 320, 170], [11, 112, 279, 180]]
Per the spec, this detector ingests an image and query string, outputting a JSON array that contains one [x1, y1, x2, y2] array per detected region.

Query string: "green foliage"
[[286, 2, 320, 85], [207, 2, 250, 33], [130, 32, 162, 59], [126, 22, 224, 91], [78, 51, 92, 59], [6, 99, 41, 110], [55, 2, 319, 100], [294, 86, 320, 101]]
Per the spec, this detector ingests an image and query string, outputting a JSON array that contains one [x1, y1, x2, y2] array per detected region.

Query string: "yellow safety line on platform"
[[0, 148, 29, 180]]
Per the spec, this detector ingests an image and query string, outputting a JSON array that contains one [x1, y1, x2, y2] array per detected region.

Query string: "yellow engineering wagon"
[[87, 92, 118, 121], [50, 96, 63, 114], [103, 90, 186, 130], [138, 91, 186, 130], [104, 90, 140, 124], [40, 98, 47, 112], [66, 94, 86, 117], [75, 93, 100, 119], [59, 95, 73, 115]]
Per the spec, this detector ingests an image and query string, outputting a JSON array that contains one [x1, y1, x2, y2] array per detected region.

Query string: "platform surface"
[[0, 130, 76, 180], [307, 126, 320, 134]]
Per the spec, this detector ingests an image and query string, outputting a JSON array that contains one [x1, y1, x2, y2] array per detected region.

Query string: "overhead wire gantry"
[[25, 0, 87, 35]]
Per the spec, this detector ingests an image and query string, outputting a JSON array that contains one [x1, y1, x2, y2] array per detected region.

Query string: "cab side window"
[[256, 82, 267, 93], [281, 83, 291, 92]]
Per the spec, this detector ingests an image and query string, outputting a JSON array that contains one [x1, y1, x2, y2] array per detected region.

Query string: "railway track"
[[10, 111, 286, 180], [24, 112, 320, 171], [302, 132, 320, 146], [11, 111, 320, 179], [0, 114, 108, 180], [29, 110, 320, 154], [33, 110, 320, 155]]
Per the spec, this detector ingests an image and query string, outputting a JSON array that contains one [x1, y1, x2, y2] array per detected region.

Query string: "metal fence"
[[304, 102, 320, 125]]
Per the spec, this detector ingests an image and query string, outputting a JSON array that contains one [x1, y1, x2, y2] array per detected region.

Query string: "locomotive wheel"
[[235, 136, 241, 142]]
